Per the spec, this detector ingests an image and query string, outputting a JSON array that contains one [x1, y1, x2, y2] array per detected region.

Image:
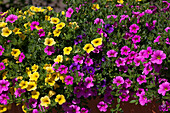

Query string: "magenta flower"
[[158, 82, 170, 96], [165, 27, 170, 32], [145, 9, 153, 14], [107, 49, 118, 58], [136, 88, 145, 97], [129, 24, 140, 34], [113, 76, 124, 86], [66, 8, 74, 18], [107, 15, 117, 19], [84, 58, 93, 66], [145, 47, 153, 58], [128, 51, 137, 60], [29, 98, 37, 108], [151, 50, 166, 64], [30, 21, 39, 30], [115, 58, 126, 67], [154, 36, 161, 43], [14, 88, 26, 98], [119, 93, 130, 102], [84, 77, 94, 88], [94, 18, 105, 24], [44, 46, 55, 55], [97, 101, 108, 112], [80, 108, 88, 113], [134, 56, 145, 66], [132, 35, 141, 43], [0, 62, 5, 71], [139, 95, 148, 106], [19, 52, 25, 62], [38, 29, 45, 37], [0, 45, 5, 56], [58, 65, 68, 74], [74, 86, 83, 98], [137, 75, 147, 85], [32, 109, 39, 113], [0, 80, 10, 94], [0, 94, 9, 105], [64, 75, 74, 85], [124, 78, 132, 88], [120, 46, 131, 56], [73, 54, 84, 64], [5, 14, 18, 23]]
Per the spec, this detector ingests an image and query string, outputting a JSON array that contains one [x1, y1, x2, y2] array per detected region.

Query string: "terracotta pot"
[[5, 97, 163, 113]]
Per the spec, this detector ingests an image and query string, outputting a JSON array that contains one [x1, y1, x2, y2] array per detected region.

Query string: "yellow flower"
[[2, 71, 8, 79], [53, 29, 61, 37], [0, 22, 7, 28], [56, 22, 65, 29], [19, 34, 26, 40], [43, 64, 51, 70], [26, 67, 31, 76], [30, 6, 36, 11], [45, 15, 50, 21], [48, 32, 52, 36], [47, 6, 53, 11], [0, 105, 7, 113], [13, 28, 22, 34], [45, 77, 55, 86], [31, 64, 39, 72], [2, 59, 8, 66], [22, 104, 27, 113], [35, 26, 42, 30], [26, 82, 37, 91], [68, 22, 79, 29], [17, 76, 23, 80], [92, 4, 100, 10], [54, 55, 63, 63], [51, 72, 60, 81], [117, 0, 124, 4], [29, 72, 39, 81], [91, 38, 102, 47], [1, 27, 12, 37], [48, 90, 56, 97], [11, 49, 21, 57], [50, 17, 60, 24], [19, 80, 28, 89], [83, 44, 94, 53], [59, 74, 66, 81], [61, 11, 65, 15], [46, 67, 54, 73], [31, 90, 40, 99], [40, 96, 51, 107], [24, 22, 31, 29], [136, 0, 141, 1], [55, 94, 66, 105], [54, 83, 60, 89], [44, 38, 56, 46], [63, 47, 72, 55]]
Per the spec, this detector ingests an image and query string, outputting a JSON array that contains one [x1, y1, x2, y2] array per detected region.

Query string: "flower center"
[[157, 56, 161, 59]]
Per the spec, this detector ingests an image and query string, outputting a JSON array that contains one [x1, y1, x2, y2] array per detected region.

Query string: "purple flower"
[[5, 14, 18, 23], [87, 66, 95, 75], [113, 76, 124, 86], [146, 20, 157, 31], [14, 88, 26, 98], [0, 45, 5, 56], [105, 24, 114, 33], [123, 32, 133, 40], [0, 80, 10, 94], [0, 94, 9, 105], [38, 29, 45, 37], [107, 49, 118, 58], [154, 64, 162, 73], [74, 35, 82, 45], [73, 86, 83, 98], [44, 46, 55, 55], [82, 87, 92, 98], [104, 93, 113, 104], [132, 35, 141, 43], [129, 24, 140, 34], [69, 63, 80, 72], [137, 75, 147, 85], [0, 62, 5, 71], [97, 101, 108, 112], [84, 77, 94, 88], [66, 8, 74, 18], [158, 82, 170, 96], [151, 50, 166, 64], [159, 101, 170, 112], [19, 52, 25, 62], [30, 21, 39, 30], [120, 46, 131, 56], [68, 105, 80, 113], [29, 98, 37, 108], [64, 75, 74, 85], [58, 65, 68, 74], [84, 58, 93, 66]]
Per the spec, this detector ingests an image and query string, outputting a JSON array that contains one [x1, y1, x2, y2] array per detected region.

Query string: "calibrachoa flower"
[[74, 35, 83, 45], [105, 24, 114, 33], [44, 46, 55, 55], [107, 49, 118, 58], [94, 18, 105, 25], [115, 58, 126, 67], [136, 88, 145, 97], [0, 45, 5, 56], [87, 66, 95, 75], [19, 52, 25, 62], [1, 27, 12, 37], [83, 44, 94, 53], [58, 65, 68, 74], [84, 77, 94, 88], [69, 63, 80, 72], [0, 62, 5, 71], [151, 50, 166, 64], [73, 54, 84, 64], [129, 24, 140, 33], [66, 7, 74, 18], [80, 108, 89, 113], [97, 101, 108, 112], [113, 76, 124, 86], [64, 75, 74, 85], [29, 98, 37, 108], [139, 95, 148, 106], [38, 29, 45, 37], [30, 21, 39, 30], [14, 88, 26, 98], [5, 14, 18, 23], [137, 75, 147, 85], [132, 35, 141, 43], [55, 94, 66, 105], [0, 80, 10, 93], [119, 93, 130, 102], [158, 82, 170, 96], [120, 46, 131, 56], [85, 58, 93, 66], [0, 94, 9, 105]]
